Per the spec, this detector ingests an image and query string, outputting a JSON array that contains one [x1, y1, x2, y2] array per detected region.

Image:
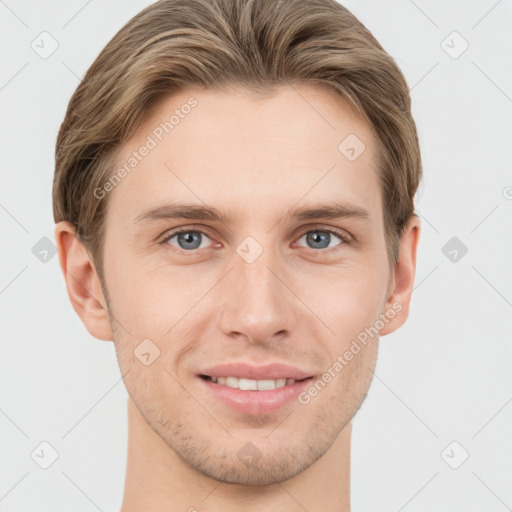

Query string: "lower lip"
[[198, 376, 314, 415]]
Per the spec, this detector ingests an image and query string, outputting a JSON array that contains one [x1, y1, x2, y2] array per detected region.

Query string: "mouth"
[[198, 373, 315, 415], [199, 374, 313, 391], [197, 362, 316, 414]]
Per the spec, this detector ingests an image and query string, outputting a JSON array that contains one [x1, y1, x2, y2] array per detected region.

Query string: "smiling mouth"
[[199, 374, 313, 391]]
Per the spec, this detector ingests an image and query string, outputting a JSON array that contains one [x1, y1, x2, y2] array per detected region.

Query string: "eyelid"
[[159, 225, 218, 252], [159, 224, 216, 244], [297, 223, 354, 244]]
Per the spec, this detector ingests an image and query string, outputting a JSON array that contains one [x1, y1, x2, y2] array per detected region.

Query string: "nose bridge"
[[219, 235, 296, 343], [236, 250, 278, 305]]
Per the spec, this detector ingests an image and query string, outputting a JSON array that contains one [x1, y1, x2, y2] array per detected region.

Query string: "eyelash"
[[159, 225, 353, 255]]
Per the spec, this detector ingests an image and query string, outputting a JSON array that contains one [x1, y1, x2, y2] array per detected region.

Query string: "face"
[[100, 84, 395, 484]]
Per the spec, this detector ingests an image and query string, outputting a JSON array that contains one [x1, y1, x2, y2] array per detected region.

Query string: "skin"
[[55, 83, 420, 512]]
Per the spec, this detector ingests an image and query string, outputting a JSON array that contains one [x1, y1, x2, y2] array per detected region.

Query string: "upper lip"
[[199, 363, 314, 381]]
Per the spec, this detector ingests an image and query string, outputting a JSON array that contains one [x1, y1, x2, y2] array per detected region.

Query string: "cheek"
[[309, 277, 383, 408], [103, 249, 190, 334], [312, 264, 389, 341]]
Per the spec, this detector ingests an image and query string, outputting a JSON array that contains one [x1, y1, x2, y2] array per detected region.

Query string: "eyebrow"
[[133, 201, 370, 225]]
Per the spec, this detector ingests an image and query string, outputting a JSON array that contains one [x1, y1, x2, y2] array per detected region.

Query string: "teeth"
[[207, 376, 296, 390], [226, 376, 238, 388], [258, 379, 282, 390]]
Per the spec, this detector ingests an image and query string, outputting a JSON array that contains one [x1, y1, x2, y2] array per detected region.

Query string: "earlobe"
[[380, 216, 421, 336], [54, 221, 113, 341]]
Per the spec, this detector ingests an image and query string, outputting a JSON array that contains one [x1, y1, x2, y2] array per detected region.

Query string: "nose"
[[218, 245, 297, 345]]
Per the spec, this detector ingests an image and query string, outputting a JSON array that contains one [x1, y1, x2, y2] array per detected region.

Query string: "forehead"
[[107, 83, 382, 226]]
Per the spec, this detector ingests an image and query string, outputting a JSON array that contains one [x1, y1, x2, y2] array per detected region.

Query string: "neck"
[[120, 398, 351, 512]]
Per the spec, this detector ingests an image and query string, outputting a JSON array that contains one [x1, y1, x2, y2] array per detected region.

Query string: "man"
[[53, 0, 421, 510]]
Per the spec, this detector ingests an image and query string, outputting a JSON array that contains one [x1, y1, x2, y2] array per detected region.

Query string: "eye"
[[163, 229, 214, 251], [295, 227, 350, 251], [160, 226, 351, 254]]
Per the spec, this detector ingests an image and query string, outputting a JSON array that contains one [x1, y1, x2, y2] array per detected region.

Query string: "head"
[[54, 0, 421, 485]]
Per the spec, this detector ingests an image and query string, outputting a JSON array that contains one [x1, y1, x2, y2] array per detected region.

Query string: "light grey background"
[[1, 0, 511, 510]]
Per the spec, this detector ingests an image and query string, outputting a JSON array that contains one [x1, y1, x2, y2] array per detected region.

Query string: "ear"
[[54, 221, 113, 341], [380, 215, 421, 336]]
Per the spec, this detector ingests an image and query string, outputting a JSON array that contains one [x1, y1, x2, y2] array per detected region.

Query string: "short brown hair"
[[53, 0, 422, 281]]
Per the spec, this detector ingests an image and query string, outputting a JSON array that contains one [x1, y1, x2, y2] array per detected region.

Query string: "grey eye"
[[297, 230, 343, 250], [166, 231, 211, 251]]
